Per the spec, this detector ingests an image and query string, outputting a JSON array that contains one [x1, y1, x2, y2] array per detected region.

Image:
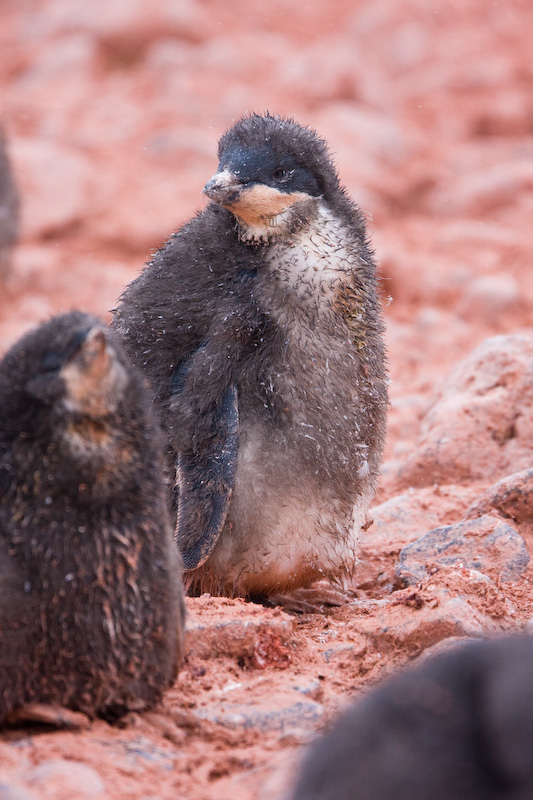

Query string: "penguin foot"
[[5, 703, 91, 730], [260, 580, 354, 614]]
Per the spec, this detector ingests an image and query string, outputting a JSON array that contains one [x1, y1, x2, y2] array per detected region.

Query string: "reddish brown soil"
[[1, 1, 533, 798]]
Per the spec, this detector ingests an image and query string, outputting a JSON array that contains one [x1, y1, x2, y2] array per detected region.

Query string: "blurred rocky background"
[[1, 1, 533, 799]]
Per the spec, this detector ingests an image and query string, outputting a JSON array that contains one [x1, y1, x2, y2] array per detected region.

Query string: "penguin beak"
[[203, 170, 245, 206], [60, 327, 127, 417], [64, 327, 110, 376]]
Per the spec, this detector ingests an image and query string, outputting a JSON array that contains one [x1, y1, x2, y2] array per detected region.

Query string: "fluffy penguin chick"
[[0, 311, 185, 724], [290, 636, 533, 800], [112, 113, 388, 598]]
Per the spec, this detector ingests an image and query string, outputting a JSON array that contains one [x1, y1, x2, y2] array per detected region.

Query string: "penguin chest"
[[207, 211, 376, 593], [262, 205, 365, 372], [264, 206, 358, 321], [256, 207, 368, 455]]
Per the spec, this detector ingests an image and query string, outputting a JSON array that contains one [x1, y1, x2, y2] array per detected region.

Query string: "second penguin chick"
[[112, 113, 388, 598], [0, 311, 185, 724]]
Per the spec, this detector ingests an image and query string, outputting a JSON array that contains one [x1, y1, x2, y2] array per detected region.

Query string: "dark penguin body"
[[290, 636, 533, 800], [0, 311, 185, 723], [112, 113, 387, 597], [0, 129, 19, 282]]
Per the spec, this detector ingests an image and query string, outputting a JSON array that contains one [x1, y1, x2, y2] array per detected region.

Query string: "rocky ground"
[[1, 0, 533, 798]]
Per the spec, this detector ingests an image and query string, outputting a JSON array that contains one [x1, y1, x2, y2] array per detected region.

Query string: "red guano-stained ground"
[[1, 1, 533, 798]]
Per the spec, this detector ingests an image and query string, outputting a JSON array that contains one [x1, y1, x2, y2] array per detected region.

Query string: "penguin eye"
[[272, 167, 293, 183], [40, 352, 64, 373]]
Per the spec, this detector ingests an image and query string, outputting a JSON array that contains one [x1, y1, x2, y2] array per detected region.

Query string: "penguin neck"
[[234, 196, 321, 245], [260, 202, 358, 299]]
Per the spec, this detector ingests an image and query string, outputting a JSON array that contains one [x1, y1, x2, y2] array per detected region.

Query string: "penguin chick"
[[0, 311, 185, 724], [290, 636, 533, 800], [0, 129, 19, 282], [112, 113, 388, 598]]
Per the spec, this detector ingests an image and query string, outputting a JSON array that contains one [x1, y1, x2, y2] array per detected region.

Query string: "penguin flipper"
[[175, 384, 239, 570]]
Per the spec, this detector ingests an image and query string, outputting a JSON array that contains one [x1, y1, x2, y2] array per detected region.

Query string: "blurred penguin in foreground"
[[290, 636, 533, 800]]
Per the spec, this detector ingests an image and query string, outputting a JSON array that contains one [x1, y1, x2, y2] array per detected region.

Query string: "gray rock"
[[322, 644, 355, 663], [0, 131, 19, 281], [367, 487, 478, 553], [27, 760, 104, 798], [466, 469, 533, 525], [195, 698, 323, 732], [186, 603, 294, 667], [115, 737, 178, 770], [397, 335, 533, 488], [397, 515, 529, 586], [353, 576, 504, 654], [0, 783, 38, 800]]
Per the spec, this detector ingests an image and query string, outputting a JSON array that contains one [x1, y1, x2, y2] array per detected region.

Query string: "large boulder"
[[396, 335, 533, 488]]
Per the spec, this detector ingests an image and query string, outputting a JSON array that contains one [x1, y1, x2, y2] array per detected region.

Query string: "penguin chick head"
[[0, 311, 130, 441], [203, 113, 341, 242]]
